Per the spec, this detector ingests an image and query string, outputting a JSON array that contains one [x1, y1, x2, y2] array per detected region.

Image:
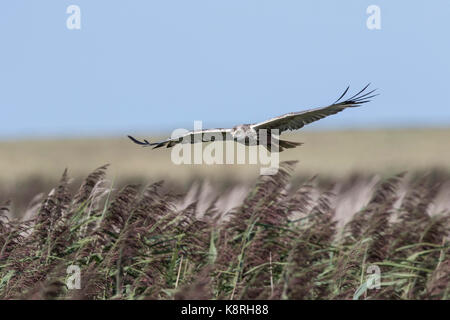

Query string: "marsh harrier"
[[128, 84, 377, 152]]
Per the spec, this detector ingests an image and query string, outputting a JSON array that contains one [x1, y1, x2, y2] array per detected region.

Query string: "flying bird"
[[128, 84, 377, 152]]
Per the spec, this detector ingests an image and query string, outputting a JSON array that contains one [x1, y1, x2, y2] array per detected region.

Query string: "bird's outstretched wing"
[[128, 128, 232, 149], [251, 84, 377, 133]]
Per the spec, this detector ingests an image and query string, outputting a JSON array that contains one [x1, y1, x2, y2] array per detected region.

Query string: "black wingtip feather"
[[337, 84, 378, 106], [128, 135, 151, 146], [333, 86, 350, 104]]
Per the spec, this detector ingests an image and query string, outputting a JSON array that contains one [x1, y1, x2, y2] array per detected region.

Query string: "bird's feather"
[[251, 84, 378, 133], [128, 128, 232, 149]]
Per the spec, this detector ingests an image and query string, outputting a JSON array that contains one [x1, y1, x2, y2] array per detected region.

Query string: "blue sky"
[[1, 1, 450, 139]]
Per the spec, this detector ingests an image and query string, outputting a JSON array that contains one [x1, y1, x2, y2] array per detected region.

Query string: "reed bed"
[[0, 162, 448, 299]]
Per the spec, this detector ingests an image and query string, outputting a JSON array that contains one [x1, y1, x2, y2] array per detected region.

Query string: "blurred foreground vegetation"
[[0, 161, 448, 299]]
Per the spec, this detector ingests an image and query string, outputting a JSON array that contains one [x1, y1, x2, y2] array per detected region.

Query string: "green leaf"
[[353, 281, 369, 300], [0, 270, 16, 290], [208, 230, 218, 265]]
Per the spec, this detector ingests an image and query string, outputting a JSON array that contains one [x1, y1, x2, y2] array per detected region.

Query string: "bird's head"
[[231, 125, 247, 140], [231, 124, 257, 141]]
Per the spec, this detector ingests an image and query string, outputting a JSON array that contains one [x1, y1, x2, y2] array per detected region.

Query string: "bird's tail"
[[278, 139, 303, 151], [264, 139, 303, 152]]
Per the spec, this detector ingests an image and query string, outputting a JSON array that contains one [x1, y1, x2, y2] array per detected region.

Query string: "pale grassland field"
[[1, 128, 449, 185]]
